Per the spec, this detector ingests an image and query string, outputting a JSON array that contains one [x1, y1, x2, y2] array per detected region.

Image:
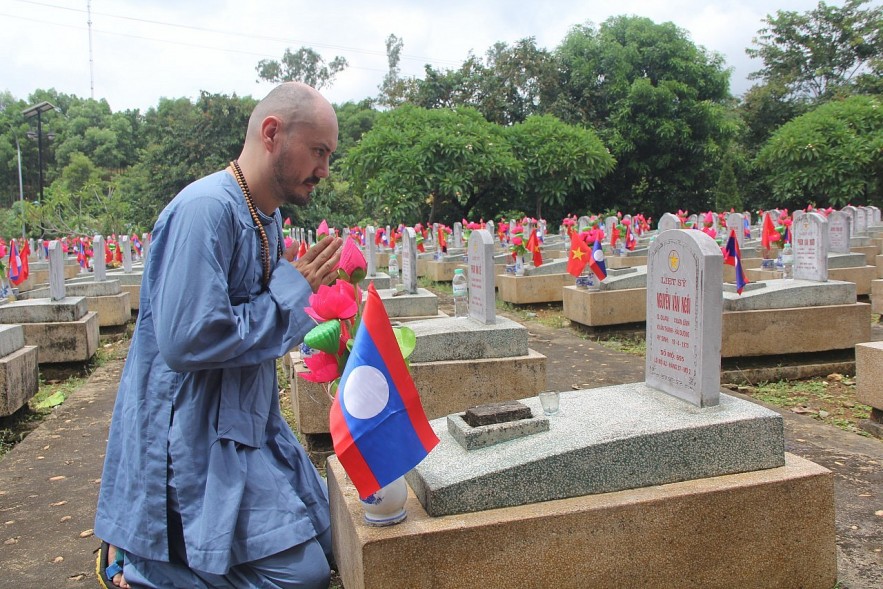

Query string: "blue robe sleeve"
[[149, 193, 313, 372]]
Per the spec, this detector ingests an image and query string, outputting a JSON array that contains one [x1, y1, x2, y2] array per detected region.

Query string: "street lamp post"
[[22, 101, 57, 205], [11, 129, 24, 239]]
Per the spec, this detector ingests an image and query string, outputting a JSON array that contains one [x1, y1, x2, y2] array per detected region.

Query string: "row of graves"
[[305, 226, 839, 588], [0, 235, 146, 418]]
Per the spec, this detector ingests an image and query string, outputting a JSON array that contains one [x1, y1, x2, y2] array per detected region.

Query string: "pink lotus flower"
[[337, 237, 367, 284], [317, 219, 329, 237], [300, 350, 341, 383], [305, 281, 360, 322]]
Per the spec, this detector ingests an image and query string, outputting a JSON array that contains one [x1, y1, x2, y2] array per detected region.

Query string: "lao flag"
[[8, 241, 23, 286], [588, 238, 607, 281], [330, 284, 439, 498], [724, 229, 748, 295]]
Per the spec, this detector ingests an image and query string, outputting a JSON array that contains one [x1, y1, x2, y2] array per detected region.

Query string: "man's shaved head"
[[246, 82, 331, 141]]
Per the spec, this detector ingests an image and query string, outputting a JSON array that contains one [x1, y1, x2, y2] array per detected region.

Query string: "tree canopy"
[[755, 94, 882, 207]]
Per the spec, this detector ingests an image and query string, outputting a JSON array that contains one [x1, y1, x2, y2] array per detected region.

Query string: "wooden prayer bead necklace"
[[230, 160, 283, 291]]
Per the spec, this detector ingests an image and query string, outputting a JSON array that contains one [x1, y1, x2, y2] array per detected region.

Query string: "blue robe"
[[95, 171, 329, 575]]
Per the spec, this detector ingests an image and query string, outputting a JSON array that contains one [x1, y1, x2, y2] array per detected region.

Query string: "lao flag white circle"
[[341, 365, 390, 419]]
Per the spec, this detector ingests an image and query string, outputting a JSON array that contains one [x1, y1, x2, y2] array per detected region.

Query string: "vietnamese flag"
[[437, 227, 447, 253], [18, 240, 29, 283], [526, 229, 543, 267], [567, 235, 591, 277], [296, 239, 308, 260], [761, 213, 780, 250], [330, 284, 439, 498]]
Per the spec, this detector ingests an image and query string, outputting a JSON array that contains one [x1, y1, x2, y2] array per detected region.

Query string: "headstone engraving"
[[48, 240, 66, 302], [792, 212, 829, 282], [645, 230, 723, 407], [467, 229, 495, 325], [402, 228, 418, 295], [93, 235, 106, 281], [826, 211, 851, 254]]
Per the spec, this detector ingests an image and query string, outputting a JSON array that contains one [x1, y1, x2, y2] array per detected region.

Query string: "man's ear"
[[261, 116, 283, 152]]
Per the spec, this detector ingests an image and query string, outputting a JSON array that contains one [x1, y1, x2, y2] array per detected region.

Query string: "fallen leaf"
[[875, 510, 883, 517], [791, 406, 815, 415], [49, 476, 66, 482], [52, 556, 63, 564], [4, 537, 18, 545], [59, 516, 71, 523], [79, 529, 94, 538], [50, 501, 67, 507]]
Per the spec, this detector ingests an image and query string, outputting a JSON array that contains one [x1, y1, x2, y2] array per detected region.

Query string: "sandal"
[[96, 540, 124, 589]]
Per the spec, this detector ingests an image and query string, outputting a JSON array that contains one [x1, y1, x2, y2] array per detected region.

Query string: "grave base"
[[496, 273, 575, 304], [563, 285, 646, 327], [722, 303, 870, 357], [328, 453, 836, 589], [19, 312, 100, 364], [605, 255, 647, 268], [745, 267, 875, 295], [0, 345, 39, 416], [290, 350, 546, 436], [84, 292, 132, 327], [417, 260, 463, 282]]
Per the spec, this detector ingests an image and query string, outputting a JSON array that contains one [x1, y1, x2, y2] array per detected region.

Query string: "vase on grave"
[[515, 255, 525, 276], [359, 476, 408, 526]]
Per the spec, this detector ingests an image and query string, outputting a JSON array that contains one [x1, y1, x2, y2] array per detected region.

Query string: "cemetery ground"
[[0, 284, 880, 587]]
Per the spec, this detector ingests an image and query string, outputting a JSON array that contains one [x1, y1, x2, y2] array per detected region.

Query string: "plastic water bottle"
[[452, 268, 468, 317], [388, 253, 399, 288], [781, 243, 793, 279]]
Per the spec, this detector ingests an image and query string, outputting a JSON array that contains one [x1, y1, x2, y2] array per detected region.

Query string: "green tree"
[[118, 92, 255, 228], [256, 47, 348, 90], [402, 38, 556, 125], [713, 151, 742, 212], [555, 16, 736, 216], [504, 114, 615, 218], [755, 95, 882, 207], [376, 34, 411, 109], [342, 105, 520, 223], [747, 0, 883, 101]]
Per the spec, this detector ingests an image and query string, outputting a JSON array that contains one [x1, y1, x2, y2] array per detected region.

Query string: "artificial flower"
[[305, 281, 360, 322], [337, 237, 367, 284]]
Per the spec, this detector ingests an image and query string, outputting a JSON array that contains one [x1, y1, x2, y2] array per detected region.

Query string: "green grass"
[[595, 334, 647, 356], [418, 276, 452, 294]]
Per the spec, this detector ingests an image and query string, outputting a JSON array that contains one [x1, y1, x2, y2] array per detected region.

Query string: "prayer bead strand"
[[230, 160, 283, 291]]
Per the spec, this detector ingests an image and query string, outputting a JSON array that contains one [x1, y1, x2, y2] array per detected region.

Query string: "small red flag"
[[526, 229, 542, 267], [567, 236, 591, 277]]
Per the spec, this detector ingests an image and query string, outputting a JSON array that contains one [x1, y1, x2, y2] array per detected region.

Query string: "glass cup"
[[538, 391, 560, 416]]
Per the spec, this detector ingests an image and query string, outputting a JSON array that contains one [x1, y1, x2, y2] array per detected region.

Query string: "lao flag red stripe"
[[330, 284, 439, 498], [588, 238, 607, 281], [7, 242, 22, 285], [724, 229, 748, 294]]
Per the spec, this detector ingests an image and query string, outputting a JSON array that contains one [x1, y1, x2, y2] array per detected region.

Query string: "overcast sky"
[[2, 0, 879, 113]]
